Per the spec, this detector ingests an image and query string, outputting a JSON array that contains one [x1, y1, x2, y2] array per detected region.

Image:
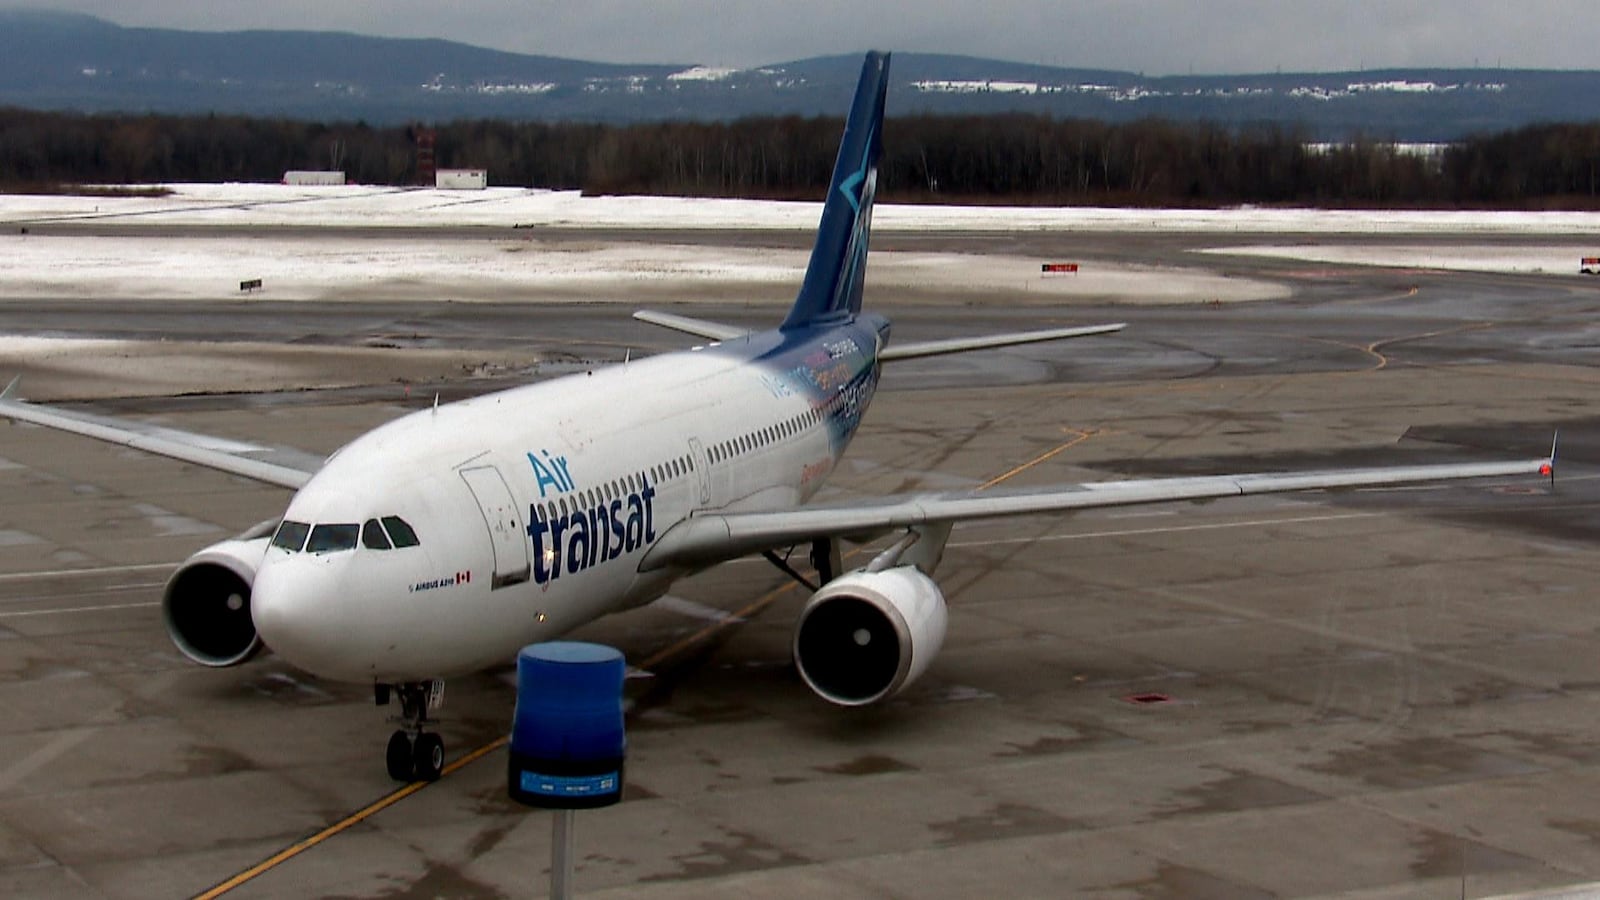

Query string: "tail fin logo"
[[833, 146, 877, 314], [838, 142, 875, 214]]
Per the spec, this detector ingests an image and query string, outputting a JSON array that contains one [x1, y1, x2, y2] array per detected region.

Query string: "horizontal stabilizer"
[[880, 322, 1126, 362], [632, 310, 751, 342]]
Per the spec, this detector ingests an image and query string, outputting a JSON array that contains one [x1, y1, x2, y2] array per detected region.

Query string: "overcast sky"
[[23, 1, 1600, 73]]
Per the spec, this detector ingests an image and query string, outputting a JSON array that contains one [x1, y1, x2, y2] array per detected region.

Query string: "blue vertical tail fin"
[[780, 51, 890, 331]]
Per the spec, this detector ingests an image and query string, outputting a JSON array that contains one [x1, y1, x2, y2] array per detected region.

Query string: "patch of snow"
[[471, 82, 557, 95], [912, 79, 1047, 95], [668, 66, 738, 82], [1204, 243, 1600, 276]]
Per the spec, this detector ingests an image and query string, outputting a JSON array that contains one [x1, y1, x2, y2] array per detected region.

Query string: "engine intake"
[[163, 536, 270, 667], [793, 567, 947, 706]]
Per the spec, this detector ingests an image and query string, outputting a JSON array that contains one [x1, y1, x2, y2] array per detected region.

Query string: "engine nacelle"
[[793, 566, 948, 706], [163, 535, 271, 667]]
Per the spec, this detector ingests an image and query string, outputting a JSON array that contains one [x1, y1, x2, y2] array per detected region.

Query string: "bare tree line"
[[4, 106, 1600, 208]]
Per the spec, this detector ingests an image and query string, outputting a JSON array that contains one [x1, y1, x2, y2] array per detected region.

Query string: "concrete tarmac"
[[2, 228, 1600, 898]]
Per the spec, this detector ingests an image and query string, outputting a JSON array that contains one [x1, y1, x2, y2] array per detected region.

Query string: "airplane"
[[0, 52, 1554, 782]]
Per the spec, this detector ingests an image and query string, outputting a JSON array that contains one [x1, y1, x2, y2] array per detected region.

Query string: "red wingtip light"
[[1540, 463, 1553, 477]]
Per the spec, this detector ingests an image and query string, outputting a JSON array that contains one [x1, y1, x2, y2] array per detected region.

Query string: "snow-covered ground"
[[2, 184, 1599, 305], [7, 183, 1600, 236], [0, 233, 1285, 304]]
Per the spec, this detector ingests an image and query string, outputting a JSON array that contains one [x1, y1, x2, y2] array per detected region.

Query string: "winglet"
[[1542, 429, 1558, 487], [0, 376, 19, 402]]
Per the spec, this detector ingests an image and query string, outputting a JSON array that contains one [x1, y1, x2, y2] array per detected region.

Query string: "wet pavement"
[[1, 229, 1600, 897]]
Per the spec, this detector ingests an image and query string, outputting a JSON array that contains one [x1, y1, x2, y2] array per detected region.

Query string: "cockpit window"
[[271, 520, 310, 552], [382, 516, 420, 548], [361, 519, 392, 550], [306, 523, 359, 554]]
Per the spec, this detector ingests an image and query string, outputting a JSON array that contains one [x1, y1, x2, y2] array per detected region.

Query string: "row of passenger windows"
[[533, 459, 687, 523], [539, 400, 831, 523], [708, 400, 833, 464], [271, 516, 420, 554]]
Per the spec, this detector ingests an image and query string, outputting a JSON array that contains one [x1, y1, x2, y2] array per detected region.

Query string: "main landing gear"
[[377, 680, 446, 782], [761, 537, 842, 591]]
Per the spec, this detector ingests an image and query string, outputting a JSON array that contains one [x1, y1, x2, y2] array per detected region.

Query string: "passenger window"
[[362, 519, 392, 550], [272, 520, 310, 552], [307, 523, 359, 553], [382, 516, 420, 548]]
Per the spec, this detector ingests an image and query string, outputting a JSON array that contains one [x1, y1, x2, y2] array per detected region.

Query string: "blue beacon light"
[[508, 641, 626, 809]]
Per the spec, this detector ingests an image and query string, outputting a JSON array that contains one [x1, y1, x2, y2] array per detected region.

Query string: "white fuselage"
[[249, 320, 884, 683]]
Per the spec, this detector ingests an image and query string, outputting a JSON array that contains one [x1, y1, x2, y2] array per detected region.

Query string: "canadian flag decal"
[[456, 571, 471, 585]]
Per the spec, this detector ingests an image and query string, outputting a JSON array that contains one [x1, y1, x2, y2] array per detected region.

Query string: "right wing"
[[879, 322, 1126, 361], [0, 380, 317, 489], [640, 457, 1551, 571]]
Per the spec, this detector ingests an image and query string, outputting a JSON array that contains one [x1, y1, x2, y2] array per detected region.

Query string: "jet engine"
[[162, 527, 273, 667], [793, 566, 947, 706]]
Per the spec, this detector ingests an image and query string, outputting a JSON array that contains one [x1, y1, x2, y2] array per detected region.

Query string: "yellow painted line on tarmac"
[[193, 736, 508, 899], [196, 427, 1085, 897], [977, 427, 1101, 490]]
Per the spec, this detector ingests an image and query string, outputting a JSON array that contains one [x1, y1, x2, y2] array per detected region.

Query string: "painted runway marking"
[[0, 727, 99, 793], [0, 562, 176, 582], [0, 601, 159, 619], [191, 737, 506, 900], [651, 594, 748, 625], [951, 500, 1600, 550], [950, 511, 1384, 549]]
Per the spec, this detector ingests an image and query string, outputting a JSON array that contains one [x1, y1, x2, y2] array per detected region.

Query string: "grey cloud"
[[21, 0, 1600, 72]]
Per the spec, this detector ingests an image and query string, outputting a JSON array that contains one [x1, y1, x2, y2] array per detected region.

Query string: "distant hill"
[[2, 10, 1597, 139]]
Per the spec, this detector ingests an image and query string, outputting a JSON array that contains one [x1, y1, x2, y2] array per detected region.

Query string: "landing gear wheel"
[[378, 680, 447, 782], [385, 729, 415, 781], [414, 733, 445, 782]]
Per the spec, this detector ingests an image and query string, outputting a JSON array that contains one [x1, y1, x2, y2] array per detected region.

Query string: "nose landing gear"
[[377, 680, 446, 782]]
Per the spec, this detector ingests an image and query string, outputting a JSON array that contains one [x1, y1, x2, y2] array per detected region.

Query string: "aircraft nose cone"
[[251, 557, 347, 678]]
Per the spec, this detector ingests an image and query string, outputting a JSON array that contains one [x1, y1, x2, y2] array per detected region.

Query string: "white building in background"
[[281, 170, 346, 186], [436, 169, 488, 190]]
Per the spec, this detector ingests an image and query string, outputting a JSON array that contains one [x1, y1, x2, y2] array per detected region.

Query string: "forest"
[[3, 106, 1600, 208]]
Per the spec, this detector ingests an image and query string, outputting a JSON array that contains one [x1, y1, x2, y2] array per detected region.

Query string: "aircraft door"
[[688, 437, 711, 505], [458, 465, 531, 589]]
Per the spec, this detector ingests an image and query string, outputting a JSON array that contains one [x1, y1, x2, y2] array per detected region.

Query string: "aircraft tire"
[[415, 733, 445, 782], [385, 730, 414, 782]]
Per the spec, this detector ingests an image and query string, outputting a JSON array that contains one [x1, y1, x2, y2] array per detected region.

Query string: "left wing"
[[640, 457, 1551, 571], [0, 381, 317, 489]]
